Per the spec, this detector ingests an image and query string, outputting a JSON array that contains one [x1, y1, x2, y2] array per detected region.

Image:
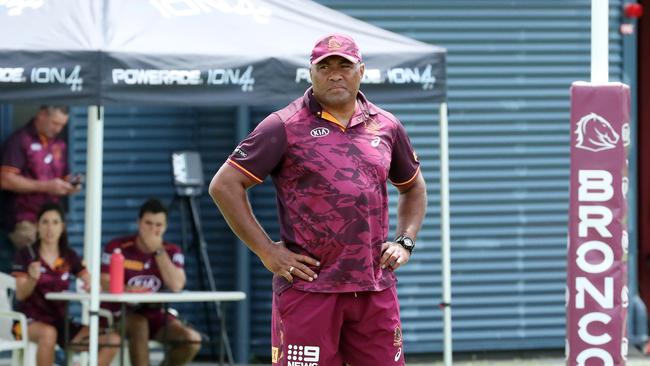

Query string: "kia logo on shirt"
[[310, 127, 330, 137], [127, 275, 162, 292]]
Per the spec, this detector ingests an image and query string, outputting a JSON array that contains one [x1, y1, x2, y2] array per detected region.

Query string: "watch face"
[[402, 238, 414, 249]]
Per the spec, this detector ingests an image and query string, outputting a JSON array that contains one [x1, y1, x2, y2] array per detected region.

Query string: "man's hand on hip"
[[261, 241, 320, 283], [380, 242, 411, 271]]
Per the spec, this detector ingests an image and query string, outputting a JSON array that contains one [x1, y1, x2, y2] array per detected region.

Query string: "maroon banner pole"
[[567, 82, 631, 366]]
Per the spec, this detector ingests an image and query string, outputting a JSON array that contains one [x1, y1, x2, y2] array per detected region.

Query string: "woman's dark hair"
[[35, 202, 71, 255]]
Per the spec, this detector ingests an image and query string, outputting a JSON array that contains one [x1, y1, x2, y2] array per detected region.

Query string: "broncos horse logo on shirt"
[[574, 112, 620, 152]]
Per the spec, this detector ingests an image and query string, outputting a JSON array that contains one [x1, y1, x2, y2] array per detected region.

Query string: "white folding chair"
[[0, 272, 80, 366], [0, 272, 34, 366]]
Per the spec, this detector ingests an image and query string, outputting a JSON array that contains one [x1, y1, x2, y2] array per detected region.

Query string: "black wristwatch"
[[394, 235, 415, 253]]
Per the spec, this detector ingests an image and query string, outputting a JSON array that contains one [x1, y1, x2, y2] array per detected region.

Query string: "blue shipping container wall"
[[67, 106, 240, 359]]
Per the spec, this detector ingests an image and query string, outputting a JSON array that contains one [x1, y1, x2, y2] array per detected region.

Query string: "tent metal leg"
[[85, 105, 105, 366], [439, 102, 453, 366]]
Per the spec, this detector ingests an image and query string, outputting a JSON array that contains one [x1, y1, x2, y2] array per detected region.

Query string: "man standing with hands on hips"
[[210, 33, 426, 365]]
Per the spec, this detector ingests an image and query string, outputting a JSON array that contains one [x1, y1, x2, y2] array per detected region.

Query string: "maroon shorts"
[[271, 285, 404, 366], [133, 307, 176, 340], [101, 304, 176, 340], [18, 318, 84, 348]]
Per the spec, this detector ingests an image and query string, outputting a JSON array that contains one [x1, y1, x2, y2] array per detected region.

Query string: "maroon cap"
[[310, 34, 362, 64]]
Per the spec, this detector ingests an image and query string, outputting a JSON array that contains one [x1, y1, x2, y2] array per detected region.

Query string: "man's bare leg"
[[155, 318, 201, 366]]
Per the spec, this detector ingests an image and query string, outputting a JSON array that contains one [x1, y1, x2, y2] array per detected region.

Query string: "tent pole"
[[439, 102, 452, 366], [85, 105, 104, 366]]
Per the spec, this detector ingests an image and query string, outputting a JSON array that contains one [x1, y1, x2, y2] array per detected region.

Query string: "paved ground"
[[182, 350, 649, 365], [416, 349, 649, 366], [426, 356, 648, 365], [426, 358, 648, 365], [2, 349, 648, 365]]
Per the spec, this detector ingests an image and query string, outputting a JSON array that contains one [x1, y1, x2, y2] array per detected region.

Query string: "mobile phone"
[[69, 174, 84, 185]]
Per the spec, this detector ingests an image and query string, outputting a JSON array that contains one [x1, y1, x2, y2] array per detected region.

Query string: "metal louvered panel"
[[67, 106, 239, 358], [195, 107, 239, 294], [67, 107, 201, 255], [248, 106, 281, 356], [316, 0, 623, 354]]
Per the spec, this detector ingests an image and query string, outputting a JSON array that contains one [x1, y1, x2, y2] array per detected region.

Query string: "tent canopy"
[[0, 1, 449, 363], [0, 0, 446, 106]]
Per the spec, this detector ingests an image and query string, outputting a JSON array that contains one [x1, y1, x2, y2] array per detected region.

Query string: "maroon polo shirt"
[[1, 120, 69, 228], [100, 235, 184, 292], [12, 246, 86, 325], [100, 236, 184, 315], [227, 88, 420, 294]]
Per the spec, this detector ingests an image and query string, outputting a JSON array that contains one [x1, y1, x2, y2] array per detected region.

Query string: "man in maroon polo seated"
[[100, 198, 201, 366]]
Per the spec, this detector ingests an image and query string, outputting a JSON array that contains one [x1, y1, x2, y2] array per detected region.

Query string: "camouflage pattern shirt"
[[228, 89, 420, 294]]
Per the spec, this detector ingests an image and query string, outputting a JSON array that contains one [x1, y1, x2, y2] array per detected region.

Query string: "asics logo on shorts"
[[287, 344, 320, 366]]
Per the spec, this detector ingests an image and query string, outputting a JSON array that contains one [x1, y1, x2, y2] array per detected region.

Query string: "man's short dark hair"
[[40, 105, 70, 115], [139, 198, 168, 219]]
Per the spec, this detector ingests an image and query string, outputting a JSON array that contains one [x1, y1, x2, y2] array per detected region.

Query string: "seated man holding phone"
[[100, 198, 201, 366]]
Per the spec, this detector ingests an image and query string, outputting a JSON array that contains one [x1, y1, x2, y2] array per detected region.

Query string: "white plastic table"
[[46, 290, 246, 366]]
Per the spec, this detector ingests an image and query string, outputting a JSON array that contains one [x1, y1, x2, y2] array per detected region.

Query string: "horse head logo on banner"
[[575, 112, 620, 152]]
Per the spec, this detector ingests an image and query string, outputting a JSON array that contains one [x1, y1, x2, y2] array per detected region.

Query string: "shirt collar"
[[303, 87, 378, 128]]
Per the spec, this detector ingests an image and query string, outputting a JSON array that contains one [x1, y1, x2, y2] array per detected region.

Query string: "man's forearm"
[[0, 171, 48, 193], [209, 175, 276, 261], [395, 174, 427, 239], [155, 253, 186, 292]]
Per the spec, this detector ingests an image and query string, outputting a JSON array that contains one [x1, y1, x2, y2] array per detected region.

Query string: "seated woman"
[[11, 202, 120, 366]]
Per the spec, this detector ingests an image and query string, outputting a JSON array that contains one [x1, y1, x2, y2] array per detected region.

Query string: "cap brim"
[[311, 52, 360, 64]]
